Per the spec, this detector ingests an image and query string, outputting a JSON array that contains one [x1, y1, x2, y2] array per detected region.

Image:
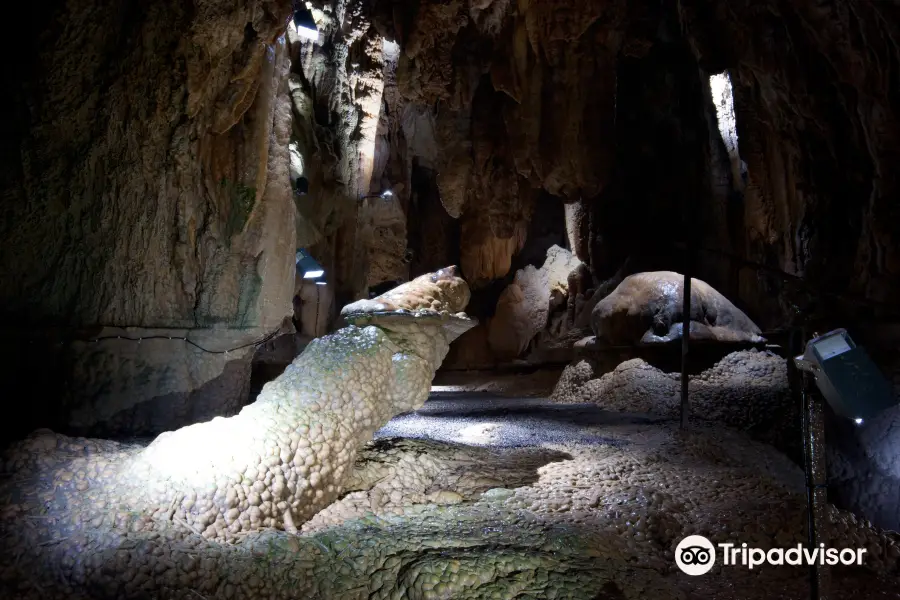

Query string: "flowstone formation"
[[0, 268, 474, 550]]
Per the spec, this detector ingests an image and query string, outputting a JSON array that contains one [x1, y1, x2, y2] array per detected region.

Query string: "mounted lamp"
[[794, 328, 896, 424], [296, 249, 324, 279], [292, 3, 318, 41]]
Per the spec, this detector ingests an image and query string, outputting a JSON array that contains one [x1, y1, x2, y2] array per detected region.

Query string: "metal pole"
[[796, 327, 829, 600], [803, 374, 830, 599], [800, 367, 819, 600], [680, 266, 691, 430]]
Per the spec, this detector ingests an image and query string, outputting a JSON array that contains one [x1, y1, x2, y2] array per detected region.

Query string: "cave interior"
[[1, 0, 900, 598]]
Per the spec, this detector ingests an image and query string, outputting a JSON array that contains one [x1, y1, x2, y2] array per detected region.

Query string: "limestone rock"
[[550, 357, 601, 404], [0, 267, 475, 557], [288, 3, 387, 301], [591, 271, 764, 346], [358, 195, 409, 288], [488, 245, 582, 359], [5, 410, 900, 598], [564, 200, 591, 262], [460, 216, 528, 284], [63, 327, 275, 437], [2, 0, 296, 330], [678, 0, 900, 322], [342, 266, 471, 318], [295, 279, 333, 338], [442, 323, 497, 370], [1, 0, 297, 436]]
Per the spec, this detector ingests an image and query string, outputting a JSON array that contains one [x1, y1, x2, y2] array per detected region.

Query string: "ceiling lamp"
[[296, 249, 324, 279], [292, 3, 318, 41]]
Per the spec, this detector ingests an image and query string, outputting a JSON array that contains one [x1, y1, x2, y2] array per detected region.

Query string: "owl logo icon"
[[675, 535, 716, 575]]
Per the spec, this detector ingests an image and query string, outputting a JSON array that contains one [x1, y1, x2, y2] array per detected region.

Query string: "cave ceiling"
[[290, 0, 900, 334]]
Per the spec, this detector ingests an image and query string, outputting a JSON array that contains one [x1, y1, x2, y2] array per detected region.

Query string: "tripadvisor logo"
[[675, 535, 867, 576], [675, 535, 717, 575]]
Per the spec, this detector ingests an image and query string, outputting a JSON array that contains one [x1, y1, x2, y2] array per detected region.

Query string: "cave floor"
[[378, 391, 667, 447], [3, 392, 900, 599]]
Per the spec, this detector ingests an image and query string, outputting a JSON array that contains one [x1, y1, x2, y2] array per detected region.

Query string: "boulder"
[[591, 271, 764, 346]]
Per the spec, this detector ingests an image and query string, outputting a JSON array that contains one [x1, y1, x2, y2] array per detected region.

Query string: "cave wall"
[[676, 0, 900, 532], [588, 1, 714, 282], [286, 0, 633, 367], [0, 0, 297, 441], [679, 0, 900, 329]]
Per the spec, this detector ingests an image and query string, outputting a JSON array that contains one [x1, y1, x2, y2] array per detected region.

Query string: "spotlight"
[[292, 3, 318, 41], [794, 328, 897, 421], [360, 189, 394, 201], [296, 249, 325, 280]]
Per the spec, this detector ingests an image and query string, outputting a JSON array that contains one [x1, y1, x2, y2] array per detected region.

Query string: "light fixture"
[[296, 249, 325, 280], [292, 2, 318, 41], [794, 329, 896, 421], [360, 189, 394, 201]]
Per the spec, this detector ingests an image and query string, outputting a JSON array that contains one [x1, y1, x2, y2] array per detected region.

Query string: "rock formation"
[[488, 245, 581, 359], [679, 0, 900, 327], [4, 0, 900, 436], [3, 413, 900, 598], [295, 279, 334, 338], [1, 267, 475, 545], [1, 0, 298, 441], [591, 271, 765, 346]]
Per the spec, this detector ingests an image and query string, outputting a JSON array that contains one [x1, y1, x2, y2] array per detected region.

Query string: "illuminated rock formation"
[[1, 267, 475, 544]]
